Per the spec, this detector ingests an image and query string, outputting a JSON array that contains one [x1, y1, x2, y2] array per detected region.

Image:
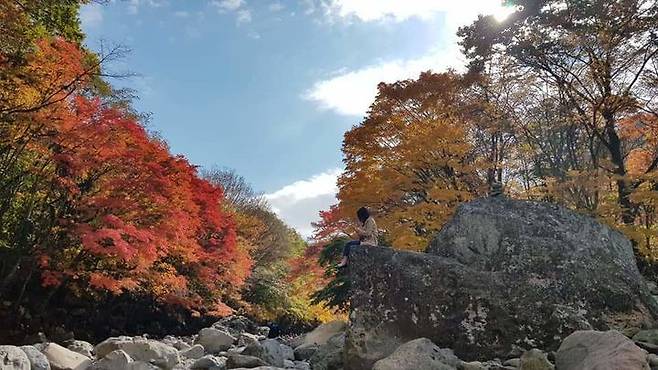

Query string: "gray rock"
[[237, 334, 260, 348], [20, 345, 51, 370], [372, 338, 459, 370], [226, 353, 267, 368], [556, 330, 649, 370], [129, 362, 160, 370], [41, 342, 92, 370], [635, 330, 658, 346], [213, 316, 260, 337], [89, 350, 132, 370], [503, 358, 520, 367], [347, 198, 658, 368], [93, 338, 179, 370], [283, 359, 295, 368], [520, 349, 553, 370], [301, 322, 345, 347], [181, 345, 206, 360], [197, 328, 236, 354], [66, 341, 94, 359], [192, 355, 227, 370], [0, 346, 31, 370], [293, 344, 317, 361], [242, 340, 284, 368], [458, 362, 486, 370], [293, 362, 310, 370], [648, 353, 658, 367], [308, 333, 344, 370], [279, 345, 294, 361]]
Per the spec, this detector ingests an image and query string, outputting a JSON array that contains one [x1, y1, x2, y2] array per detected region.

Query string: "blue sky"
[[80, 0, 515, 236]]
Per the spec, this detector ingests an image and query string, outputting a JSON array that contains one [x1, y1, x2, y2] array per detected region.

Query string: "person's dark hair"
[[356, 207, 370, 224]]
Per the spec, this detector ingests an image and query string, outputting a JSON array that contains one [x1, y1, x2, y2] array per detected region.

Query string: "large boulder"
[[0, 346, 31, 370], [94, 338, 179, 369], [309, 333, 344, 370], [20, 345, 51, 370], [196, 328, 236, 354], [242, 340, 284, 368], [556, 330, 649, 370], [346, 197, 658, 369], [371, 338, 459, 370], [41, 343, 92, 370], [300, 322, 346, 347]]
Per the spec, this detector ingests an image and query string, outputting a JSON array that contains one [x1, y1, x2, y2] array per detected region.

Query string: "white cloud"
[[265, 168, 341, 237], [212, 0, 244, 12], [127, 0, 167, 15], [80, 3, 103, 29], [236, 9, 252, 24], [304, 0, 517, 117], [305, 47, 464, 116], [323, 0, 510, 23], [268, 2, 284, 12]]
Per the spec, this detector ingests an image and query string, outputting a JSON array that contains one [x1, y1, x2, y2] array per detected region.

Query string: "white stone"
[[41, 343, 92, 370], [196, 328, 236, 354], [0, 346, 31, 370]]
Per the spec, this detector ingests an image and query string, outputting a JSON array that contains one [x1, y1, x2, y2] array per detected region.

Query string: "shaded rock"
[[181, 344, 206, 360], [635, 330, 658, 345], [238, 334, 260, 348], [226, 354, 267, 368], [648, 353, 658, 367], [519, 349, 553, 370], [20, 345, 51, 370], [242, 340, 284, 368], [283, 360, 295, 368], [41, 343, 92, 370], [503, 359, 519, 367], [458, 362, 486, 370], [293, 362, 310, 370], [129, 362, 160, 370], [0, 345, 31, 370], [280, 345, 293, 361], [89, 350, 132, 370], [556, 330, 649, 370], [347, 198, 658, 368], [293, 344, 317, 361], [372, 338, 459, 370], [213, 316, 260, 337], [191, 355, 227, 369], [197, 328, 236, 354], [309, 333, 344, 370]]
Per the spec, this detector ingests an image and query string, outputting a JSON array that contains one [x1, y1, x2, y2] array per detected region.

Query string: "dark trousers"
[[342, 240, 361, 257]]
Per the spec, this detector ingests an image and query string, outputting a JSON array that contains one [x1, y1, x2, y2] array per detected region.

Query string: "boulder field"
[[346, 197, 658, 369]]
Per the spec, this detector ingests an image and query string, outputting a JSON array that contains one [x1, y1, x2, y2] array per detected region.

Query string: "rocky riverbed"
[[4, 315, 658, 369]]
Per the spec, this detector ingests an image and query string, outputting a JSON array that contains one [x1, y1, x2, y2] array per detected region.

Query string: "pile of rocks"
[[365, 328, 658, 370], [0, 315, 325, 370]]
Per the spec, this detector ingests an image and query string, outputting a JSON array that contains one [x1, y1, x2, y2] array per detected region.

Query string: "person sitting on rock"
[[337, 207, 378, 268]]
